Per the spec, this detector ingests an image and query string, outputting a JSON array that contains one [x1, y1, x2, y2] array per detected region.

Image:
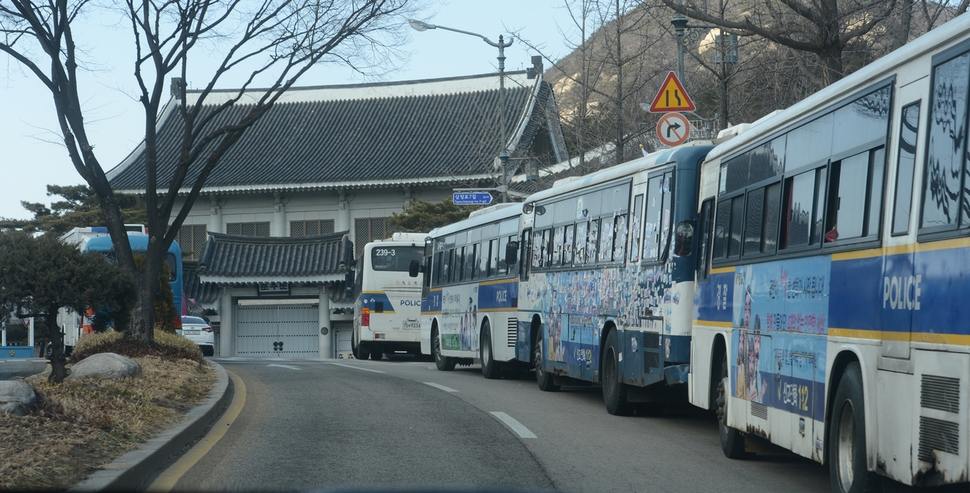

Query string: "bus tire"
[[829, 362, 880, 493], [353, 338, 370, 361], [480, 321, 502, 380], [718, 352, 747, 459], [533, 332, 560, 392], [602, 329, 634, 416], [433, 326, 456, 371], [370, 350, 383, 361]]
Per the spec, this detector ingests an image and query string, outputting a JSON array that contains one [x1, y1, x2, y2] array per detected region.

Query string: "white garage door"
[[236, 304, 318, 357]]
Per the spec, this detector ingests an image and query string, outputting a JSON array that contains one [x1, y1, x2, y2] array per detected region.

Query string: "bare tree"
[[520, 0, 665, 173], [0, 0, 413, 342], [661, 0, 898, 86]]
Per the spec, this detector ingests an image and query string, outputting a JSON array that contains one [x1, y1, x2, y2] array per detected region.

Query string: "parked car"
[[178, 316, 214, 356]]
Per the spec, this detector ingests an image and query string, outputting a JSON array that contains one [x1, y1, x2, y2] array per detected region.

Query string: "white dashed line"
[[330, 363, 386, 373], [424, 382, 459, 393], [491, 412, 537, 439], [267, 364, 301, 371]]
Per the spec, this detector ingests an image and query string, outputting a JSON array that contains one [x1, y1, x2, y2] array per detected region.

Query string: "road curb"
[[69, 360, 231, 492]]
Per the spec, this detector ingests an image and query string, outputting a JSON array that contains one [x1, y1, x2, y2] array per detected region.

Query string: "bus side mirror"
[[505, 241, 519, 265], [673, 221, 695, 257], [409, 259, 421, 278]]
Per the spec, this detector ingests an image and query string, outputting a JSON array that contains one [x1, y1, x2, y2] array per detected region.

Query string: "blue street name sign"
[[453, 192, 493, 206]]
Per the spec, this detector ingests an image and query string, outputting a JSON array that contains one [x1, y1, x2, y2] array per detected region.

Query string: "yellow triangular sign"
[[649, 72, 696, 113]]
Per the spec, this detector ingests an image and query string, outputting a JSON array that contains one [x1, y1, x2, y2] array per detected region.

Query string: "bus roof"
[[385, 232, 427, 243], [83, 234, 181, 254], [427, 202, 524, 239], [524, 141, 717, 205], [705, 13, 970, 164]]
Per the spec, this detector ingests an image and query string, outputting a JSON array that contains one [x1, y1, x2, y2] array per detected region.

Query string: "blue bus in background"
[[83, 234, 184, 327]]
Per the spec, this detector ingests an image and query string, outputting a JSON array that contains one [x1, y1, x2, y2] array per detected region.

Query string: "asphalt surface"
[[0, 358, 48, 380]]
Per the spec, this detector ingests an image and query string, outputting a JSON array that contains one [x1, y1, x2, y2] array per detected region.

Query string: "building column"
[[318, 285, 332, 359], [219, 287, 233, 357], [208, 194, 224, 234], [337, 190, 351, 234], [272, 192, 286, 237]]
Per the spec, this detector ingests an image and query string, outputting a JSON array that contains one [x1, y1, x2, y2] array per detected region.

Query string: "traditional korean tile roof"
[[198, 232, 353, 284], [182, 260, 220, 305], [108, 72, 568, 194]]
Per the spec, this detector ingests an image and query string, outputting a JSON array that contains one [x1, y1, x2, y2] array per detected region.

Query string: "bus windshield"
[[370, 246, 423, 272]]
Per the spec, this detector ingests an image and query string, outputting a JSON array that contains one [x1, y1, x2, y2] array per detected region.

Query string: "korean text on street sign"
[[648, 72, 696, 113], [453, 192, 493, 206]]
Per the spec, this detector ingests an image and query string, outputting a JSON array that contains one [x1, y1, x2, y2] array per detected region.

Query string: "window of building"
[[226, 222, 270, 237], [355, 217, 390, 258], [290, 219, 335, 237], [177, 224, 207, 260]]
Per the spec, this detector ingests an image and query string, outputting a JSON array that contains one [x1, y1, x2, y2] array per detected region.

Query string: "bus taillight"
[[361, 307, 370, 327]]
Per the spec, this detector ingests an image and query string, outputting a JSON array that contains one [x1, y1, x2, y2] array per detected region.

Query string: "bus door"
[[881, 91, 923, 362]]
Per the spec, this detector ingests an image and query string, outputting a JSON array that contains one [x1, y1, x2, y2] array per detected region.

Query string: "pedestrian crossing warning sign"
[[648, 72, 696, 113]]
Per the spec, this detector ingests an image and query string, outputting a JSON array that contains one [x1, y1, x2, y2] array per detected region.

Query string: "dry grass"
[[0, 354, 216, 491]]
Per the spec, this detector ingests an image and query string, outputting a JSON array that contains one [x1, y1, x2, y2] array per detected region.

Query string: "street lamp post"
[[409, 19, 515, 203]]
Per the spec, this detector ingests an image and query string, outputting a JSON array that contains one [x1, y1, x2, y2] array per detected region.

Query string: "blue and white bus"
[[519, 142, 725, 415], [690, 14, 970, 492], [417, 203, 525, 378], [83, 234, 183, 327], [352, 233, 426, 360]]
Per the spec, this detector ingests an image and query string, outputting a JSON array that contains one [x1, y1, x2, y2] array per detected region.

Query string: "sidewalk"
[[69, 361, 232, 492]]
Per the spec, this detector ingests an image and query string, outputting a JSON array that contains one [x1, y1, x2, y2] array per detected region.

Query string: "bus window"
[[454, 247, 465, 282], [826, 153, 864, 240], [598, 214, 613, 262], [697, 198, 714, 280], [498, 236, 511, 275], [563, 224, 575, 265], [575, 221, 587, 264], [892, 103, 919, 236], [433, 251, 444, 286], [552, 226, 564, 266], [781, 168, 826, 249], [462, 244, 478, 279], [613, 214, 627, 261], [727, 195, 744, 257], [521, 229, 532, 280], [587, 219, 600, 262], [478, 241, 489, 278], [630, 194, 643, 263], [371, 246, 424, 271]]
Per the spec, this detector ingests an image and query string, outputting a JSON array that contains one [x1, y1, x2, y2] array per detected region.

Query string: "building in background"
[[107, 69, 568, 358]]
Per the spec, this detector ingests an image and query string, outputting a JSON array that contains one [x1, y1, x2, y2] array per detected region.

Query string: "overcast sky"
[[0, 0, 586, 221]]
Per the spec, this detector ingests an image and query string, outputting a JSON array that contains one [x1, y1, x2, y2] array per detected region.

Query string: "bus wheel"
[[829, 362, 880, 493], [433, 326, 456, 371], [602, 329, 634, 416], [370, 351, 383, 361], [533, 333, 560, 392], [480, 321, 502, 380], [718, 352, 747, 459], [353, 339, 370, 361]]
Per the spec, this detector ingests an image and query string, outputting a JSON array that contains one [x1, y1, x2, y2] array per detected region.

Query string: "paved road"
[[0, 359, 47, 380], [165, 356, 831, 492], [171, 358, 554, 491]]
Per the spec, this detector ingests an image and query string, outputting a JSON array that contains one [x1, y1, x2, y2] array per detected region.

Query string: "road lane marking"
[[491, 412, 537, 439], [330, 362, 385, 373], [267, 364, 301, 371], [146, 370, 247, 492], [424, 382, 458, 393]]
